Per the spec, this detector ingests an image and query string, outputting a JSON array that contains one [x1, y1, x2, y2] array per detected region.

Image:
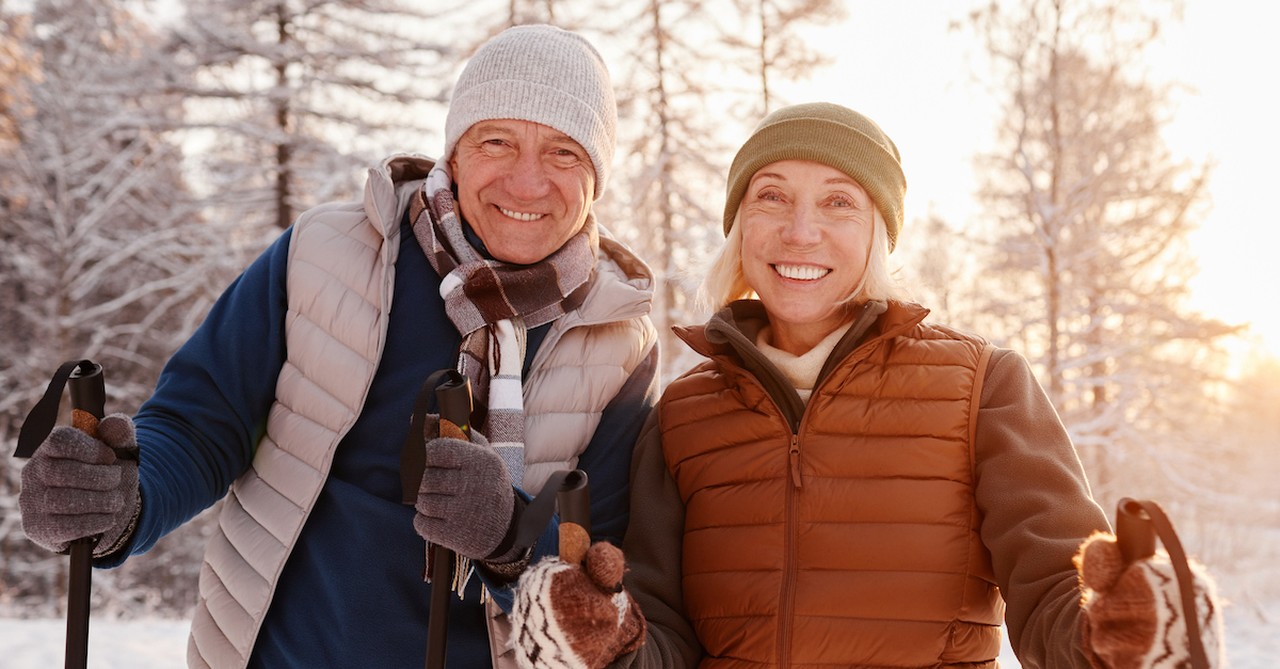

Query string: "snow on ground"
[[0, 604, 1274, 668], [0, 617, 189, 668]]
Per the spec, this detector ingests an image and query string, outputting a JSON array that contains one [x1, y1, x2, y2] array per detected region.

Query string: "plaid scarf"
[[410, 163, 596, 488]]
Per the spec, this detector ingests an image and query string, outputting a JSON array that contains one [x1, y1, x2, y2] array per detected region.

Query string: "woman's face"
[[738, 159, 875, 355]]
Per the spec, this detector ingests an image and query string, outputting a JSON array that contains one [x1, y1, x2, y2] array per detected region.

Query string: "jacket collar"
[[672, 299, 929, 429], [678, 299, 928, 358]]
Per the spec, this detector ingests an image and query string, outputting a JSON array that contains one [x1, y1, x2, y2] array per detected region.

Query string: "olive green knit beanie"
[[722, 102, 907, 250]]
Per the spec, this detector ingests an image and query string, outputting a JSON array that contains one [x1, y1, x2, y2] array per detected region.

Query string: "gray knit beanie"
[[443, 25, 617, 199], [723, 102, 907, 250]]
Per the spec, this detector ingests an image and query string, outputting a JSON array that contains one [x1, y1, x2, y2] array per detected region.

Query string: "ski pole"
[[399, 368, 472, 669], [1114, 498, 1210, 669], [15, 359, 106, 669], [64, 362, 105, 669], [427, 370, 472, 669]]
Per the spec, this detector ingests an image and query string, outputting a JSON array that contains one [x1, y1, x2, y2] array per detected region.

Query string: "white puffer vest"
[[185, 155, 656, 668]]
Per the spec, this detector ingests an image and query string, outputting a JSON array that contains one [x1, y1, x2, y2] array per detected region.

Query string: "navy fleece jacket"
[[103, 218, 656, 668]]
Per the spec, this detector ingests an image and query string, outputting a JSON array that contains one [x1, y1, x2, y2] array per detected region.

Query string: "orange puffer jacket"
[[659, 300, 1001, 668]]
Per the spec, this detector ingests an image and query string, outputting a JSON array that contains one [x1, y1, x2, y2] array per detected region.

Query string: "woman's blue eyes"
[[756, 191, 858, 208]]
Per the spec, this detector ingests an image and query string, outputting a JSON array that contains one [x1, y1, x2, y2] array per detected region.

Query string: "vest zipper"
[[788, 434, 802, 488], [778, 431, 802, 668]]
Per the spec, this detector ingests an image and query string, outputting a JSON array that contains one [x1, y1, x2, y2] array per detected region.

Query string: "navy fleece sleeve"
[[99, 229, 292, 565]]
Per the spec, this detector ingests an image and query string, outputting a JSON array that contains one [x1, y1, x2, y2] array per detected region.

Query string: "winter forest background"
[[1, 0, 1277, 665]]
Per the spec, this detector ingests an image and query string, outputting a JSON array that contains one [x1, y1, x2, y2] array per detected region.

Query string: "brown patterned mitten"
[[1075, 531, 1226, 668], [512, 540, 646, 669]]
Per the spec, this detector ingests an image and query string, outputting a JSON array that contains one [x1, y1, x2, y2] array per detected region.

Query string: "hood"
[[363, 153, 438, 240]]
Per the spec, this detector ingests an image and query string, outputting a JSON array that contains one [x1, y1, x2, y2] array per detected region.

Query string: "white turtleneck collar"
[[755, 320, 855, 404]]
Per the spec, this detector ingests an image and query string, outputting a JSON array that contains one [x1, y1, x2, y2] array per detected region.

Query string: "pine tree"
[[963, 0, 1239, 501], [725, 0, 844, 116], [594, 0, 739, 380], [0, 0, 234, 616], [158, 0, 456, 230]]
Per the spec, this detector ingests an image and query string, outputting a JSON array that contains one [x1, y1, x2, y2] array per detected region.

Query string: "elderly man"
[[19, 25, 658, 669]]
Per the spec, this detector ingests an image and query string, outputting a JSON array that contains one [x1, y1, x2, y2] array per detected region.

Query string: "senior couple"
[[19, 24, 1221, 669]]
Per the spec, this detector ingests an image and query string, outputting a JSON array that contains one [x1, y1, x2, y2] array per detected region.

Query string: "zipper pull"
[[789, 434, 802, 488]]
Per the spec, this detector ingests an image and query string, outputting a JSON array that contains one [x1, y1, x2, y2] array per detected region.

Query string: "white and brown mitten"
[[1075, 532, 1226, 668], [511, 534, 646, 669]]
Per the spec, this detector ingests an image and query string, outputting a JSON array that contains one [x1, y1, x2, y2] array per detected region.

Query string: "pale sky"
[[784, 0, 1280, 363]]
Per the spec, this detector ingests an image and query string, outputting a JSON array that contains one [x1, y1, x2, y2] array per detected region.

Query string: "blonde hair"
[[697, 206, 908, 313]]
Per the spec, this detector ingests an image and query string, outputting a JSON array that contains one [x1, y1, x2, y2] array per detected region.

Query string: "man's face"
[[449, 119, 596, 265]]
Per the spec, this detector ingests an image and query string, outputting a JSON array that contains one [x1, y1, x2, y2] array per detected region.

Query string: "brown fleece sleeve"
[[973, 348, 1111, 668], [609, 410, 703, 668]]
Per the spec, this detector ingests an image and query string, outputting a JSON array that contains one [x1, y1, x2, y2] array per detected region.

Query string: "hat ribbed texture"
[[723, 102, 907, 249], [444, 25, 617, 199]]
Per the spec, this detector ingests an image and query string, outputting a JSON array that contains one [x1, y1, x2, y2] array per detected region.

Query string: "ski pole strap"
[[400, 369, 472, 505], [511, 469, 590, 555], [1118, 498, 1210, 669], [16, 360, 104, 458]]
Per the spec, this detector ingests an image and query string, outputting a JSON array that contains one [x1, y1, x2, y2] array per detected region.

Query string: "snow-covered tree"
[[575, 0, 738, 380], [963, 0, 1239, 501], [0, 0, 241, 616], [724, 0, 844, 115], [157, 0, 457, 230], [0, 0, 234, 430], [0, 9, 35, 145], [893, 213, 975, 323], [0, 6, 40, 611], [586, 0, 849, 380]]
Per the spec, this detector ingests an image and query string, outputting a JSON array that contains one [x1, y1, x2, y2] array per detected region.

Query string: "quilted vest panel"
[[187, 203, 389, 668], [661, 323, 1002, 669]]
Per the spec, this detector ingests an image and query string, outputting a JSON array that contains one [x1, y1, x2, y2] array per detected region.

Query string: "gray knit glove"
[[19, 413, 141, 557], [413, 428, 519, 562]]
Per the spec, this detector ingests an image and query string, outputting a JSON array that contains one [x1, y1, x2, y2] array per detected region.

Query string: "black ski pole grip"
[[16, 360, 101, 458], [400, 370, 471, 506], [1115, 497, 1157, 565], [13, 359, 106, 669], [557, 469, 591, 537], [1113, 497, 1211, 669], [68, 362, 105, 424], [434, 372, 472, 435]]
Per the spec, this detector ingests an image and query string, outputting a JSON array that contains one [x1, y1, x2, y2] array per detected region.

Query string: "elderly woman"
[[511, 102, 1223, 669]]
